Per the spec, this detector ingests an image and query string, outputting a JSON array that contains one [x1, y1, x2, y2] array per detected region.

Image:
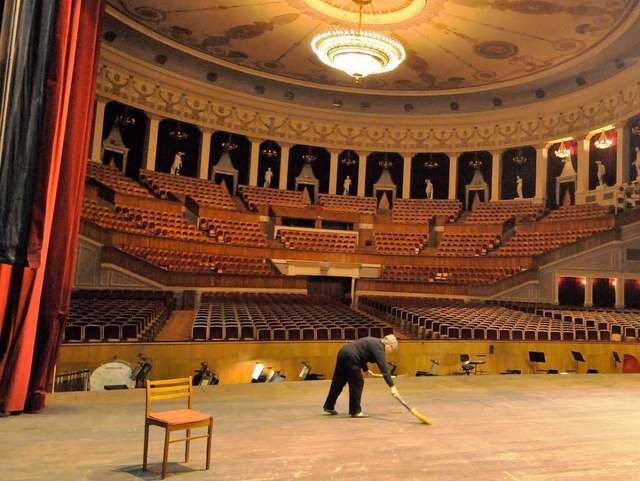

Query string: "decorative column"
[[249, 138, 261, 186], [584, 277, 593, 307], [535, 145, 548, 202], [616, 125, 629, 185], [401, 153, 411, 199], [447, 152, 458, 200], [143, 114, 161, 171], [279, 144, 291, 190], [490, 150, 502, 201], [198, 128, 213, 180], [357, 151, 369, 197], [614, 277, 625, 309], [90, 97, 107, 162], [329, 149, 339, 194], [576, 136, 590, 195]]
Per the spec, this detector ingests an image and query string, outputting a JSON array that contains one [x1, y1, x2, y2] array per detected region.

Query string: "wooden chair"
[[143, 377, 213, 479]]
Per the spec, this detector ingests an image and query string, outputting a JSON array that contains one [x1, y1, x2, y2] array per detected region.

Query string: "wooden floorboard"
[[2, 374, 640, 481]]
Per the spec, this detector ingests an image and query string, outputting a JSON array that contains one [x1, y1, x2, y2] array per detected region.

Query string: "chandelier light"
[[222, 133, 238, 151], [511, 148, 527, 165], [469, 153, 483, 170], [632, 122, 640, 136], [379, 153, 393, 169], [555, 140, 572, 158], [311, 0, 406, 81], [594, 131, 613, 149], [423, 153, 439, 170], [115, 106, 135, 128], [341, 151, 357, 167], [261, 140, 279, 158], [169, 121, 188, 140], [302, 146, 317, 163]]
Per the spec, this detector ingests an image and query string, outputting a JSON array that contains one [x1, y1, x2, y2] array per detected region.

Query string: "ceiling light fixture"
[[469, 152, 483, 170], [222, 133, 238, 151], [302, 146, 317, 163], [169, 121, 187, 140], [511, 148, 527, 165], [379, 153, 393, 169], [594, 131, 613, 149], [311, 0, 405, 81], [555, 140, 572, 159], [423, 153, 439, 170], [261, 140, 279, 158], [341, 151, 357, 167]]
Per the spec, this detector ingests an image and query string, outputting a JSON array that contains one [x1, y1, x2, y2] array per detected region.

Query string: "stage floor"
[[2, 374, 640, 481]]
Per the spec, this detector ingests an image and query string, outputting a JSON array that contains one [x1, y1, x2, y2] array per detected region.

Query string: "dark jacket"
[[338, 337, 395, 387]]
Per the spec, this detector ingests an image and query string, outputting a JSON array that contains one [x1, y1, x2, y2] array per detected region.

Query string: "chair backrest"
[[146, 377, 194, 416], [460, 354, 469, 363]]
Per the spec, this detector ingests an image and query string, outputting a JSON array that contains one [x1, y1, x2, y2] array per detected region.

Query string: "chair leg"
[[142, 422, 150, 471], [162, 429, 171, 479], [206, 422, 213, 470], [185, 428, 191, 463]]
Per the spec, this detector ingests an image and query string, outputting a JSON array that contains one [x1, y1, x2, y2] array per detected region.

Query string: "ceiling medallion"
[[311, 0, 406, 81]]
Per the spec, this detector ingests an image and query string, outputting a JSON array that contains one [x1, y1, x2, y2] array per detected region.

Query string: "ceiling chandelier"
[[261, 140, 279, 158], [115, 106, 135, 128], [222, 133, 238, 151], [341, 150, 357, 167], [379, 153, 393, 169], [511, 148, 527, 165], [594, 130, 613, 149], [302, 146, 317, 163], [423, 153, 439, 170], [169, 121, 187, 140], [469, 152, 483, 170], [555, 140, 572, 159], [311, 0, 406, 81]]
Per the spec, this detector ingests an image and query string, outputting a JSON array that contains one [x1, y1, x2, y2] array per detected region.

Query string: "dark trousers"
[[323, 352, 364, 415]]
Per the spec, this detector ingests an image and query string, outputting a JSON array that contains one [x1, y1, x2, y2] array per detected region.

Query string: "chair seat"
[[149, 408, 211, 425]]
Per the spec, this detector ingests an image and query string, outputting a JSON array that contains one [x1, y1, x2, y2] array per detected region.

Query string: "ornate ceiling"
[[103, 0, 640, 114]]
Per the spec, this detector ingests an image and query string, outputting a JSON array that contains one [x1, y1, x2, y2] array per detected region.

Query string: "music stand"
[[613, 351, 622, 373], [571, 350, 585, 373], [529, 351, 546, 373]]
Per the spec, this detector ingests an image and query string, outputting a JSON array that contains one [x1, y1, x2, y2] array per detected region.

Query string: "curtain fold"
[[0, 0, 105, 414]]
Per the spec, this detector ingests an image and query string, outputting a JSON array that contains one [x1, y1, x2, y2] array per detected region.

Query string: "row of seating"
[[277, 228, 358, 252], [64, 290, 174, 342], [114, 204, 205, 241], [139, 169, 236, 210], [86, 162, 155, 198], [465, 200, 547, 224], [379, 265, 523, 284], [198, 217, 267, 246], [238, 184, 306, 211], [359, 296, 640, 342], [391, 198, 462, 223], [374, 232, 429, 255], [120, 246, 279, 275], [438, 233, 502, 256], [543, 203, 612, 221], [493, 226, 611, 256], [191, 293, 393, 341], [317, 193, 377, 215]]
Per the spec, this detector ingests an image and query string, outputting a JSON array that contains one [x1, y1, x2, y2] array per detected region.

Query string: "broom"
[[370, 373, 432, 425], [393, 394, 433, 425]]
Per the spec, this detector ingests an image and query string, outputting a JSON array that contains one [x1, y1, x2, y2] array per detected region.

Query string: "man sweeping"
[[323, 334, 399, 418]]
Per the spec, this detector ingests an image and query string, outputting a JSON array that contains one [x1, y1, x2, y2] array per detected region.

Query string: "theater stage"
[[2, 374, 640, 481]]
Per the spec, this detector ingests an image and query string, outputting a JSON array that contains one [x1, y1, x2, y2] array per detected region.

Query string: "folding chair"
[[143, 377, 213, 479]]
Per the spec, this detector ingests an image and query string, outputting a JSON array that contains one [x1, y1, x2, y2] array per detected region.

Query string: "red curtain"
[[0, 0, 105, 414]]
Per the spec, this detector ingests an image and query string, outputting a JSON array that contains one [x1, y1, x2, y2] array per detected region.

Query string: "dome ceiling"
[[103, 0, 640, 113]]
